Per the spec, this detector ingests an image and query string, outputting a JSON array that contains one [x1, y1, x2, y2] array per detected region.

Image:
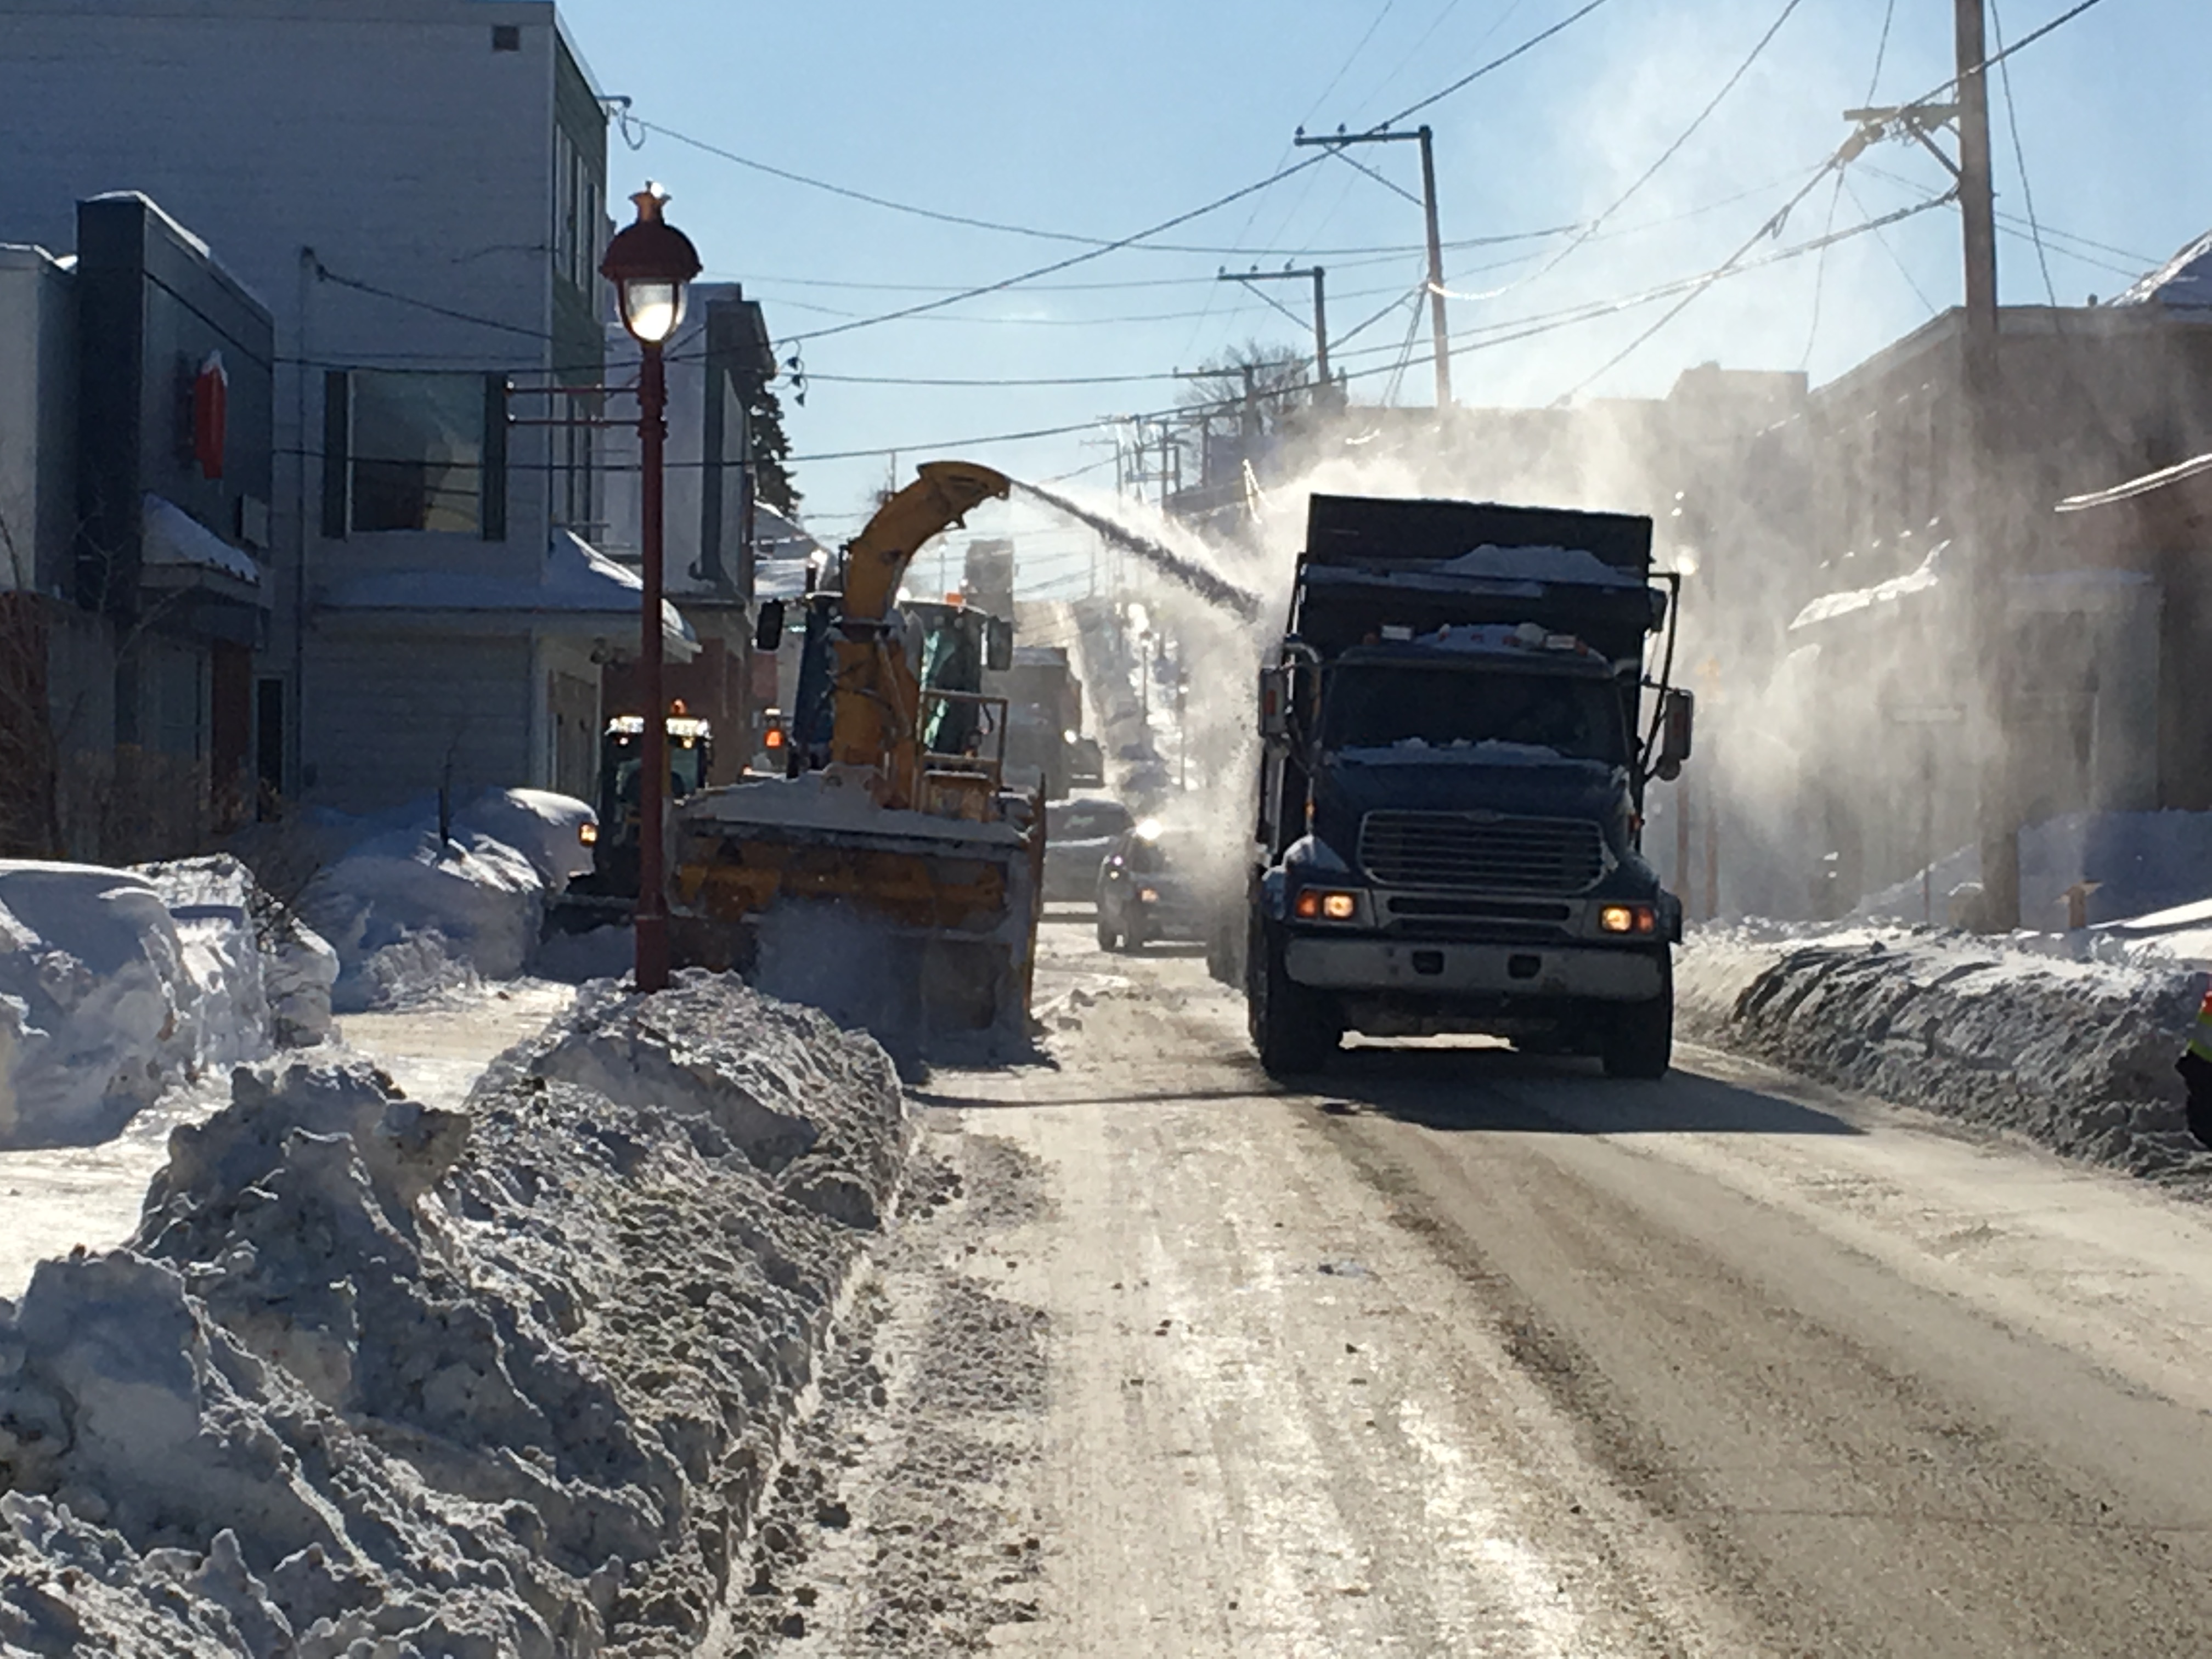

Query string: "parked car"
[[1095, 819, 1212, 951], [1043, 796, 1133, 902]]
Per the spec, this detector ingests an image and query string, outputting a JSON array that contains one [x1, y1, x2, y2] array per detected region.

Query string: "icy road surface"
[[735, 915, 2212, 1656], [0, 982, 574, 1301]]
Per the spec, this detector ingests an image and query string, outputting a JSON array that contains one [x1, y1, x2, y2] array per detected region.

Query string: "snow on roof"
[[1788, 540, 1951, 631], [2110, 228, 2212, 311], [141, 493, 258, 585], [319, 529, 697, 654]]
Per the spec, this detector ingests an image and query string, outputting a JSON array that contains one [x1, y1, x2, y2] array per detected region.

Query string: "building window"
[[492, 24, 521, 51], [349, 371, 487, 534]]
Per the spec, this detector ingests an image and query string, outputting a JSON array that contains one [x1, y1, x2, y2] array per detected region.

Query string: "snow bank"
[[1680, 926, 2212, 1186], [0, 973, 910, 1654], [297, 791, 597, 1013], [0, 863, 188, 1150]]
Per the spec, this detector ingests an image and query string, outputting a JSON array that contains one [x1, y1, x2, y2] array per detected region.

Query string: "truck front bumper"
[[1283, 936, 1663, 1002]]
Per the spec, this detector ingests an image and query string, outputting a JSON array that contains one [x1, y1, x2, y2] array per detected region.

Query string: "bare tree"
[[1177, 340, 1317, 441]]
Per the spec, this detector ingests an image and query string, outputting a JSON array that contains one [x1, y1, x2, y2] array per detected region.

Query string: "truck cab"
[[1246, 494, 1692, 1079]]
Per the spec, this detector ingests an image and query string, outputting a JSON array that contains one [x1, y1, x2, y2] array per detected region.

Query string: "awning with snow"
[[317, 529, 698, 659], [1788, 541, 1951, 631], [140, 493, 264, 597]]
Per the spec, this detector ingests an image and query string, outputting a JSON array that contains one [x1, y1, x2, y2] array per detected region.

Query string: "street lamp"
[[602, 183, 701, 994]]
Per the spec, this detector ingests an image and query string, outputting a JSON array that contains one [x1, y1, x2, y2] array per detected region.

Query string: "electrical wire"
[[1843, 176, 1943, 317], [1899, 0, 2112, 110], [1556, 162, 1946, 402], [1509, 0, 1809, 301], [1989, 0, 2058, 304], [1378, 0, 1622, 128], [1804, 0, 1898, 369]]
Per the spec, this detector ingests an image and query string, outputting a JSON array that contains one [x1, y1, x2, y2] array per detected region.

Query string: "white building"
[[0, 0, 691, 812]]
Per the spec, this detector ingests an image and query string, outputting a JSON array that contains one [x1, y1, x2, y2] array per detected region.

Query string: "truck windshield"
[[1323, 666, 1627, 764]]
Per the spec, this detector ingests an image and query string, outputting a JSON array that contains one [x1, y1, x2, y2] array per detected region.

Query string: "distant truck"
[[993, 644, 1088, 800], [1239, 494, 1693, 1079]]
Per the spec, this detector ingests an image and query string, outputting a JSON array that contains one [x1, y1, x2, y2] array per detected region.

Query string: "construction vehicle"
[[1238, 494, 1694, 1079], [545, 708, 714, 933], [668, 461, 1045, 1045]]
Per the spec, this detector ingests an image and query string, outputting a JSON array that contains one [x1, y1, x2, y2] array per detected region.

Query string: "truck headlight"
[[1294, 888, 1362, 922], [1599, 903, 1656, 935]]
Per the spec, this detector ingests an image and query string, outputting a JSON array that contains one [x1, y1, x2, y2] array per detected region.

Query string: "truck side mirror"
[[985, 615, 1015, 673], [754, 599, 786, 653], [1259, 665, 1290, 741], [1655, 688, 1695, 781]]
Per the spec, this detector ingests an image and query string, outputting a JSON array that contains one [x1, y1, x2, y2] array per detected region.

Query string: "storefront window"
[[350, 371, 484, 533]]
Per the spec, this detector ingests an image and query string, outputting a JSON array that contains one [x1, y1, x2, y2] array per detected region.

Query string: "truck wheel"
[[1601, 962, 1673, 1080], [1250, 926, 1335, 1077]]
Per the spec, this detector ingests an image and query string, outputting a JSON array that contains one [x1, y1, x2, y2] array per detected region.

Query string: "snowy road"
[[751, 916, 2212, 1655]]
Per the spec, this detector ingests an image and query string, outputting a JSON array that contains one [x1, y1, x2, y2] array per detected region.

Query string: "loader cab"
[[595, 712, 714, 850], [784, 592, 1014, 775]]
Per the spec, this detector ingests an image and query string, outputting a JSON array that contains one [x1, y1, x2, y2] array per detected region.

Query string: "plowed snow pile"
[[1681, 928, 2212, 1186], [0, 973, 909, 1654]]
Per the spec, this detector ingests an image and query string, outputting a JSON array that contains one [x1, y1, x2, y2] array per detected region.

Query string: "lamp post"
[[601, 183, 701, 994]]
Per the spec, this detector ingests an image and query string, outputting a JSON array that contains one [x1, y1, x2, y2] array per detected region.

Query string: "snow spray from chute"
[[1013, 480, 1263, 622]]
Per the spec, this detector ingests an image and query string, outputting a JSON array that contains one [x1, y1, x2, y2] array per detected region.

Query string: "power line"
[[1989, 0, 2058, 303], [1378, 0, 1622, 127], [1804, 0, 1898, 368], [1900, 0, 2112, 109], [1514, 0, 1809, 300]]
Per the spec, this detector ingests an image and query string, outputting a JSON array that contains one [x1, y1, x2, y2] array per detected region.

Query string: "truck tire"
[[1250, 923, 1336, 1077], [1601, 958, 1673, 1080]]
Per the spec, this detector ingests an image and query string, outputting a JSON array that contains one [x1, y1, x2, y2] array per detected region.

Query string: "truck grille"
[[1358, 811, 1606, 895]]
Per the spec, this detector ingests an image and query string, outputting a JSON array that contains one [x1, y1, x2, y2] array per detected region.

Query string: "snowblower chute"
[[669, 461, 1045, 1045]]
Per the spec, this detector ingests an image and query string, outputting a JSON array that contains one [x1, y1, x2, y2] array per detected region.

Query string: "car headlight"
[[1138, 887, 1160, 904], [578, 821, 599, 846]]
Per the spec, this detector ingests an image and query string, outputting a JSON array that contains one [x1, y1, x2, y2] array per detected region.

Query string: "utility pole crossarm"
[[1216, 266, 1331, 388], [1291, 125, 1451, 407]]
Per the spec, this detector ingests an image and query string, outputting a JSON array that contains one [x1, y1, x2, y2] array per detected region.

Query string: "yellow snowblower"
[[669, 461, 1045, 1046]]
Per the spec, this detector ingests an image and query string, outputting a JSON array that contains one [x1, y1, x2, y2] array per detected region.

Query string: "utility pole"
[[1218, 266, 1332, 392], [1294, 125, 1450, 407]]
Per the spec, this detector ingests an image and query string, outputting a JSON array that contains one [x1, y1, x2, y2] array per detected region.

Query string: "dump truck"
[[1241, 494, 1693, 1079], [994, 644, 1087, 799], [668, 462, 1044, 1046]]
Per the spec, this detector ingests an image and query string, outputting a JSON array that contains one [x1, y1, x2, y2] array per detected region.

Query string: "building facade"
[[0, 194, 273, 859], [0, 0, 686, 819]]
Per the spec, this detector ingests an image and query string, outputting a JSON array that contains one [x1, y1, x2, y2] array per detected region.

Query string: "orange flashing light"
[[669, 698, 688, 716], [764, 726, 786, 751]]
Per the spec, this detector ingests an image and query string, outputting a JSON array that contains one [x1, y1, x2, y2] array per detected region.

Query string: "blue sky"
[[561, 0, 2206, 580]]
